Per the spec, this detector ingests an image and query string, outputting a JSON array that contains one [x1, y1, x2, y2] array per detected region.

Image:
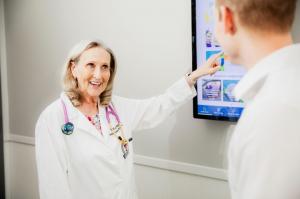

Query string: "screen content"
[[192, 0, 246, 121]]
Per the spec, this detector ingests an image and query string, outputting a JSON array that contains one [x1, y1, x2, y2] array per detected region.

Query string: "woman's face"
[[71, 47, 111, 101]]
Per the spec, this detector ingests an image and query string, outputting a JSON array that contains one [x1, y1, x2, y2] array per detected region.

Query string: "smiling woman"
[[63, 40, 116, 108], [71, 47, 111, 102], [34, 39, 222, 199]]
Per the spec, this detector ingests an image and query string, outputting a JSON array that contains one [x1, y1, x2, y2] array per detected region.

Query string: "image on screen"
[[192, 0, 246, 121]]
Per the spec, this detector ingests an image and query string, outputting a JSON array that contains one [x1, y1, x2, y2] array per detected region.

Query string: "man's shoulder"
[[259, 62, 300, 105]]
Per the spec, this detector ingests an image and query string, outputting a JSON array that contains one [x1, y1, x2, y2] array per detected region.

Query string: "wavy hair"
[[62, 40, 116, 107]]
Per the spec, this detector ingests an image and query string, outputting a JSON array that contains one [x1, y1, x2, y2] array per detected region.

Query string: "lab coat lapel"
[[73, 114, 103, 140], [60, 92, 108, 146]]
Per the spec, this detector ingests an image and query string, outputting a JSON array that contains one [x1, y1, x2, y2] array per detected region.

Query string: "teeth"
[[90, 81, 101, 85]]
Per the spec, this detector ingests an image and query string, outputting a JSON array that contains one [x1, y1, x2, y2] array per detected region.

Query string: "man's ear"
[[221, 5, 237, 35]]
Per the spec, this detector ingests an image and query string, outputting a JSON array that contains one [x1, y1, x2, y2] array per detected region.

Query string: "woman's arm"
[[115, 52, 222, 131], [35, 114, 72, 199], [186, 51, 222, 86]]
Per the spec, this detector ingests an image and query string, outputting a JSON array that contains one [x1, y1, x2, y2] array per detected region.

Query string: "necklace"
[[86, 114, 102, 135]]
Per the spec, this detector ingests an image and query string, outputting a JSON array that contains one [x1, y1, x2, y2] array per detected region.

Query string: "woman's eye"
[[102, 65, 109, 70], [87, 63, 95, 68]]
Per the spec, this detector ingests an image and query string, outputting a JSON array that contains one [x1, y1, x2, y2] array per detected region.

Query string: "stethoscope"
[[61, 99, 133, 159]]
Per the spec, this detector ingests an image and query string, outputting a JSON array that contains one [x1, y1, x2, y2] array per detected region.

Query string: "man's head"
[[214, 0, 297, 65]]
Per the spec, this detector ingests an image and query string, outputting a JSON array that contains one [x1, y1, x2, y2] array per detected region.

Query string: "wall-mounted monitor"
[[191, 0, 246, 122]]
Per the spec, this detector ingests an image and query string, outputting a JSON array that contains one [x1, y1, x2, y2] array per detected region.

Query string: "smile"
[[89, 80, 101, 87]]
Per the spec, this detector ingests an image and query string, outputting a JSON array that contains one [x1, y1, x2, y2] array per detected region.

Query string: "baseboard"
[[5, 134, 35, 146], [5, 134, 228, 181], [134, 155, 227, 180]]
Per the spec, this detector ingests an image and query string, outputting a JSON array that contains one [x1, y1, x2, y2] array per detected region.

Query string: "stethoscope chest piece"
[[61, 122, 74, 135]]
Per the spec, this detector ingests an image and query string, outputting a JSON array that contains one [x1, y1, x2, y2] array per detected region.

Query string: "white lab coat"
[[229, 44, 300, 199], [35, 77, 196, 199]]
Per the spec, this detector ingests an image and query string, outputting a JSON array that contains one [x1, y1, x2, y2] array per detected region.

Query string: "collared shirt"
[[229, 44, 300, 199]]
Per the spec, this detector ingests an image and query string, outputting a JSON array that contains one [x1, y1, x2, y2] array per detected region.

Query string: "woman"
[[35, 40, 221, 199]]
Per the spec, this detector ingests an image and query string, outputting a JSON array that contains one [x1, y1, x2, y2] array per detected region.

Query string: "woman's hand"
[[186, 52, 223, 86]]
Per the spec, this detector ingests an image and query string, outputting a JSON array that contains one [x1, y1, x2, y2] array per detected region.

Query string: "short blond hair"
[[216, 0, 297, 33], [62, 40, 116, 107]]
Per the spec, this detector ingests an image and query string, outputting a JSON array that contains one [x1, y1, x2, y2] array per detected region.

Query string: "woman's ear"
[[70, 61, 77, 78]]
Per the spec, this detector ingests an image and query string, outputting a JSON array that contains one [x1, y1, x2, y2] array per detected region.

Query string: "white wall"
[[5, 142, 39, 199], [1, 0, 232, 198], [134, 164, 229, 199], [3, 0, 232, 169], [292, 0, 300, 42], [1, 0, 300, 199]]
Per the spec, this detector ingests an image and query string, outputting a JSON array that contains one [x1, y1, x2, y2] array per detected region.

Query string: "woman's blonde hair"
[[62, 40, 116, 107]]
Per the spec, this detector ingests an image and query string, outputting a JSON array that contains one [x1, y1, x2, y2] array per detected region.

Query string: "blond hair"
[[62, 40, 116, 107], [216, 0, 297, 33]]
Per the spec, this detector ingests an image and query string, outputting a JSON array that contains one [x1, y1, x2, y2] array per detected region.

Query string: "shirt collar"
[[233, 44, 300, 103]]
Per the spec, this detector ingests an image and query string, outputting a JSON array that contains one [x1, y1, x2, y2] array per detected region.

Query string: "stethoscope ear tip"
[[61, 122, 74, 135]]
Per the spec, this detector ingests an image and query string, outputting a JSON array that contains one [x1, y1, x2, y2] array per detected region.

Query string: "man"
[[214, 0, 300, 198]]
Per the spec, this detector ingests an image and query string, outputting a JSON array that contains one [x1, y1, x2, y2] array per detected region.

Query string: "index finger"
[[209, 51, 224, 62]]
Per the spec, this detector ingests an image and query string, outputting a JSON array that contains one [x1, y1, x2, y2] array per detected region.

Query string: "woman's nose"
[[93, 66, 102, 78]]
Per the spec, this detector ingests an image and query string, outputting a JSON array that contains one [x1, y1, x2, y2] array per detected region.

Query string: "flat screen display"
[[192, 0, 246, 121]]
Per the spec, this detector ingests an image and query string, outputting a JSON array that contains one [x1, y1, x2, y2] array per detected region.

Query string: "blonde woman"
[[35, 40, 221, 199]]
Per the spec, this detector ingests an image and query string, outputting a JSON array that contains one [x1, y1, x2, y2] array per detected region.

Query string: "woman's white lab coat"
[[35, 77, 196, 199]]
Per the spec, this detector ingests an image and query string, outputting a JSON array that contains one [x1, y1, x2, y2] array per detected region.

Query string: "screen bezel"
[[191, 0, 239, 122]]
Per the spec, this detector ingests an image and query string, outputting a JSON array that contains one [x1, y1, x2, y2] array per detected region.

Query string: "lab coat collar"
[[60, 92, 80, 121], [233, 44, 300, 103]]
